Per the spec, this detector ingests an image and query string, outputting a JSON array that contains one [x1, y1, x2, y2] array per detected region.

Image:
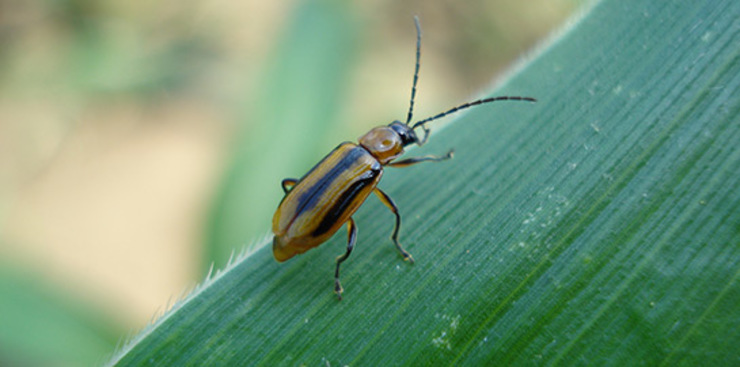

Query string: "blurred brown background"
[[0, 0, 579, 364]]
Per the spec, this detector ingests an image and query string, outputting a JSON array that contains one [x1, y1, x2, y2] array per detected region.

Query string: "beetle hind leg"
[[334, 217, 357, 300], [281, 178, 298, 193], [374, 188, 414, 264]]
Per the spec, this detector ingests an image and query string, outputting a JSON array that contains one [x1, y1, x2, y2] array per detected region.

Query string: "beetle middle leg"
[[386, 150, 454, 168], [335, 217, 357, 300], [374, 188, 414, 263], [281, 178, 298, 193]]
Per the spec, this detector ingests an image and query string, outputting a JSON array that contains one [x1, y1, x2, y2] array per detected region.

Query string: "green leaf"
[[110, 0, 740, 365]]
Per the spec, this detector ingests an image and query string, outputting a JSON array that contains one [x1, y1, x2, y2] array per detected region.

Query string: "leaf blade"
[[111, 0, 740, 365]]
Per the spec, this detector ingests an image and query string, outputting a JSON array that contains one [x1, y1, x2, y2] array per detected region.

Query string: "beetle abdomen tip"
[[272, 235, 293, 262]]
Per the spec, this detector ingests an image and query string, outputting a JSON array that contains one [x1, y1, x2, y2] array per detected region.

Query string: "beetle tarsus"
[[335, 280, 344, 300], [394, 238, 415, 264]]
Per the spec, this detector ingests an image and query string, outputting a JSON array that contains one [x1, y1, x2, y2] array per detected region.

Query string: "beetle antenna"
[[405, 16, 422, 125], [412, 96, 536, 130]]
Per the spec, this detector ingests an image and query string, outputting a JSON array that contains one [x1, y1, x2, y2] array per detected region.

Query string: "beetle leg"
[[417, 125, 431, 146], [334, 217, 357, 300], [281, 178, 298, 193], [386, 150, 453, 168], [374, 188, 415, 264]]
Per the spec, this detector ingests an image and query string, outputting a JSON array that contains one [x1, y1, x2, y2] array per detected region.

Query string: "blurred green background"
[[0, 0, 579, 365]]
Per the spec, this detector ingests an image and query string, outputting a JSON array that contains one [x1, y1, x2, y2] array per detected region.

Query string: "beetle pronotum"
[[272, 16, 535, 299]]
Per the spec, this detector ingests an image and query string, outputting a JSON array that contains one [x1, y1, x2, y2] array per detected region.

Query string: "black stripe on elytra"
[[293, 144, 368, 220], [311, 168, 380, 237]]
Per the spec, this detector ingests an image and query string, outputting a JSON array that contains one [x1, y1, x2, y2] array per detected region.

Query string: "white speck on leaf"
[[432, 332, 450, 350], [431, 315, 461, 350]]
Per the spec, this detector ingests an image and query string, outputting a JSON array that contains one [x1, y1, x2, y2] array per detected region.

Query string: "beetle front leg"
[[281, 178, 298, 193], [374, 188, 414, 263], [386, 150, 453, 168], [334, 217, 357, 300]]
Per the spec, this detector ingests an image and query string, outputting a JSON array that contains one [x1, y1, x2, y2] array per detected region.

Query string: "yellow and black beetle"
[[272, 17, 535, 299]]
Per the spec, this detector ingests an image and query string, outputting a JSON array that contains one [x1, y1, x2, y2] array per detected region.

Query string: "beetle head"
[[388, 121, 419, 146]]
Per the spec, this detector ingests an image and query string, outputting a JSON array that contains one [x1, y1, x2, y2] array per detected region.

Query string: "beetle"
[[272, 16, 535, 299]]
